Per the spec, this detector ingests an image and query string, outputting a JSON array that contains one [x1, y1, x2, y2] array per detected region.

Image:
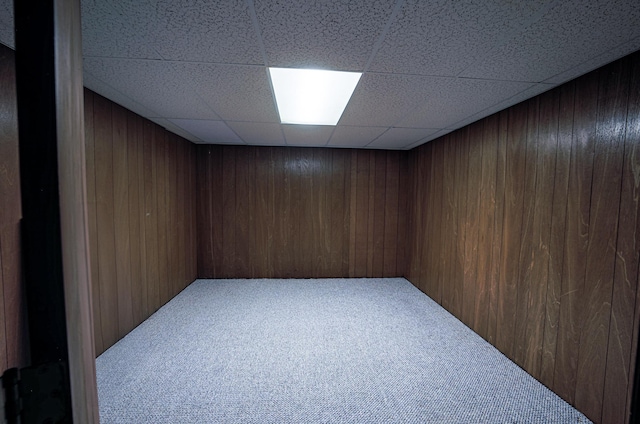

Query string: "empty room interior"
[[1, 0, 640, 423]]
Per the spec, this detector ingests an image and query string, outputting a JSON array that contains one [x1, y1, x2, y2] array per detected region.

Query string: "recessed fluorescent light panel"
[[268, 67, 362, 126]]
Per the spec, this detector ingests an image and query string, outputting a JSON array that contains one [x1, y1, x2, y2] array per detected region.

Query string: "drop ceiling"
[[1, 0, 639, 150]]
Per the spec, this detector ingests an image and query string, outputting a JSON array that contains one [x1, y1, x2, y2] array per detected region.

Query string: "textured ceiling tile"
[[398, 77, 534, 128], [152, 0, 263, 63], [169, 119, 244, 144], [254, 0, 396, 70], [544, 37, 640, 84], [405, 129, 454, 149], [369, 0, 556, 76], [328, 126, 389, 148], [184, 64, 278, 122], [0, 0, 13, 48], [448, 83, 555, 129], [227, 122, 285, 146], [282, 125, 334, 146], [339, 73, 435, 127], [81, 0, 161, 59], [83, 58, 220, 120], [367, 127, 440, 149], [148, 118, 201, 143], [460, 0, 640, 82], [83, 71, 162, 118]]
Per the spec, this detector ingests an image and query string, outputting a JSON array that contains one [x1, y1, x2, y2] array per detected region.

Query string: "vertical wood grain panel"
[[355, 151, 370, 276], [487, 111, 507, 346], [474, 114, 498, 341], [175, 136, 186, 291], [463, 123, 482, 329], [574, 59, 628, 422], [1, 224, 25, 368], [0, 239, 5, 370], [0, 42, 26, 370], [453, 129, 469, 320], [235, 147, 255, 278], [431, 140, 446, 305], [329, 149, 346, 277], [373, 152, 387, 277], [541, 84, 573, 388], [341, 151, 352, 277], [254, 147, 272, 278], [167, 133, 177, 293], [83, 90, 103, 355], [112, 104, 133, 337], [156, 131, 170, 305], [366, 152, 376, 275], [514, 97, 539, 368], [93, 94, 119, 349], [383, 153, 400, 277], [136, 116, 149, 321], [126, 113, 143, 328], [524, 91, 558, 378], [222, 147, 237, 277], [440, 136, 456, 312], [602, 53, 640, 424], [143, 122, 160, 314], [272, 148, 289, 277], [554, 70, 599, 404], [523, 90, 559, 378], [417, 145, 431, 294], [407, 147, 424, 285], [496, 102, 528, 359]]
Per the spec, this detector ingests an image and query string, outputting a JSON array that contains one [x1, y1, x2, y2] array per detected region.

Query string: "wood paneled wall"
[[84, 90, 198, 356], [406, 51, 640, 424], [0, 44, 28, 371], [197, 146, 407, 279]]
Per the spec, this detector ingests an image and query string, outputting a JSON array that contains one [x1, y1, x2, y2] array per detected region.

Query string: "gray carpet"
[[96, 278, 591, 423]]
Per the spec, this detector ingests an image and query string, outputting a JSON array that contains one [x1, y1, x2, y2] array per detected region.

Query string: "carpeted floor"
[[96, 278, 591, 423]]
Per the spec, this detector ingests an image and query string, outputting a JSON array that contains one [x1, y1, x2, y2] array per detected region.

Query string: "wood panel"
[[85, 90, 198, 356], [603, 52, 640, 424], [196, 146, 407, 279], [574, 57, 629, 421], [0, 44, 28, 372], [405, 50, 640, 423]]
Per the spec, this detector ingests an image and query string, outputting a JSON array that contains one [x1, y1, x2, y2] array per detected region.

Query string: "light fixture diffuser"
[[268, 67, 362, 126]]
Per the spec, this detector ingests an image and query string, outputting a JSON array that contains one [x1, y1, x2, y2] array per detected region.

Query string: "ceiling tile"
[[282, 125, 334, 147], [339, 73, 436, 127], [83, 58, 220, 120], [398, 77, 534, 128], [0, 1, 13, 48], [152, 0, 263, 63], [328, 126, 389, 148], [459, 0, 640, 82], [81, 0, 162, 59], [367, 127, 440, 149], [404, 129, 454, 149], [369, 0, 556, 76], [83, 71, 161, 118], [447, 83, 555, 130], [544, 37, 640, 84], [169, 119, 244, 144], [227, 122, 285, 146], [254, 0, 396, 70], [148, 118, 201, 143], [183, 64, 278, 122]]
